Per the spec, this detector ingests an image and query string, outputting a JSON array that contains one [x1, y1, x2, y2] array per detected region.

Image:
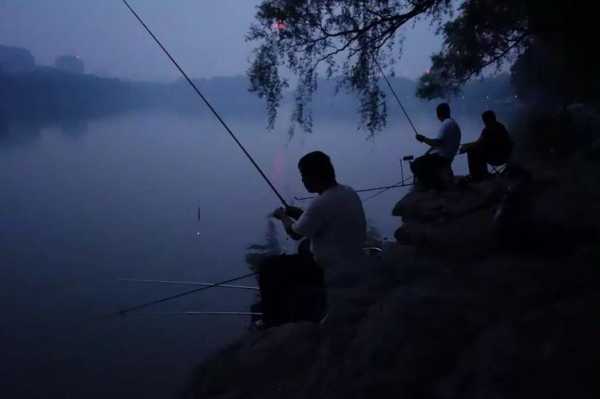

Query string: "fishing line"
[[117, 271, 258, 316], [294, 182, 407, 201], [373, 57, 420, 136], [149, 311, 263, 317], [121, 0, 288, 207], [119, 278, 258, 291], [362, 176, 412, 203]]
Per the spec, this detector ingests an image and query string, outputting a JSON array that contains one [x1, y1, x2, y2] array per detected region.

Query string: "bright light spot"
[[272, 20, 287, 31]]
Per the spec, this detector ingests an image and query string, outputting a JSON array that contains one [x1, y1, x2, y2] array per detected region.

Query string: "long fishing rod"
[[373, 57, 420, 136], [118, 271, 257, 316], [362, 177, 411, 203], [294, 181, 410, 201], [121, 0, 288, 207], [151, 311, 263, 317], [119, 278, 258, 291]]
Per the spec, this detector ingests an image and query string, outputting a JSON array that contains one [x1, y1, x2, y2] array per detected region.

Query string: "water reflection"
[[0, 116, 91, 146], [0, 118, 42, 146]]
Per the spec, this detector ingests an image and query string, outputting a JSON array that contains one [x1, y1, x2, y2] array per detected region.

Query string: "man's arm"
[[272, 207, 304, 240], [459, 141, 477, 154], [460, 128, 485, 153], [281, 214, 304, 240], [416, 134, 444, 148]]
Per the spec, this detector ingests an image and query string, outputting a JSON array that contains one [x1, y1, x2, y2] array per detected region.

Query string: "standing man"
[[411, 103, 462, 190], [261, 151, 367, 327], [460, 110, 513, 181]]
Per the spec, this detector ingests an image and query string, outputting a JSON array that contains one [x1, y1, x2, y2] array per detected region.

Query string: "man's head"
[[481, 110, 497, 127], [436, 102, 451, 121], [298, 151, 336, 193]]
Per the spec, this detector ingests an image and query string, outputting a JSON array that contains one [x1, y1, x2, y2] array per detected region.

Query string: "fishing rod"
[[119, 278, 258, 291], [121, 0, 288, 207], [296, 155, 415, 201], [373, 57, 420, 137], [151, 311, 263, 317], [362, 178, 410, 203], [118, 271, 257, 316], [294, 181, 410, 201]]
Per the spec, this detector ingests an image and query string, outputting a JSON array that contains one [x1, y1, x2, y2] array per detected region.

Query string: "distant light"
[[272, 20, 287, 31]]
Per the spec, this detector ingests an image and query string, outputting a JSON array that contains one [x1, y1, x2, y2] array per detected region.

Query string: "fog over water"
[[0, 102, 506, 397], [0, 0, 438, 81]]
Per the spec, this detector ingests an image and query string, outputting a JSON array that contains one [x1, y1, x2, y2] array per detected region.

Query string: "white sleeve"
[[437, 121, 450, 141], [292, 200, 325, 237]]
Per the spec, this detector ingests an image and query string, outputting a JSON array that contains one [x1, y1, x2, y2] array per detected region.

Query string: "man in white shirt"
[[273, 151, 367, 269], [259, 151, 366, 327], [411, 103, 462, 190]]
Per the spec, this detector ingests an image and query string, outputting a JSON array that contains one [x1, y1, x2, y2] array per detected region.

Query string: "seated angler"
[[411, 103, 462, 190], [260, 151, 367, 327], [460, 110, 513, 181]]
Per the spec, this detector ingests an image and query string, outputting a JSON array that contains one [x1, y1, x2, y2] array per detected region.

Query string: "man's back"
[[293, 184, 366, 268], [481, 121, 513, 162], [431, 118, 462, 161]]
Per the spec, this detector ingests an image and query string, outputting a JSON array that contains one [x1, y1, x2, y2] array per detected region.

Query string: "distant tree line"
[[0, 67, 166, 123], [0, 69, 269, 125], [1, 66, 513, 131]]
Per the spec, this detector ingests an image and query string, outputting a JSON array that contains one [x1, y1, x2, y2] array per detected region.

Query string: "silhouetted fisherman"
[[460, 110, 513, 181], [259, 151, 367, 328], [412, 103, 462, 190]]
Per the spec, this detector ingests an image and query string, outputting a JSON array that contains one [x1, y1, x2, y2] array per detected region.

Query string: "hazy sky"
[[0, 0, 441, 81]]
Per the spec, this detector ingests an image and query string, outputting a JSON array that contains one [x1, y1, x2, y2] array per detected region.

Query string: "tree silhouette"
[[247, 1, 597, 133]]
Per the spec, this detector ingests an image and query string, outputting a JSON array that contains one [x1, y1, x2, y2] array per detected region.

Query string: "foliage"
[[416, 0, 529, 99], [246, 0, 452, 133], [421, 0, 597, 105], [248, 0, 597, 133]]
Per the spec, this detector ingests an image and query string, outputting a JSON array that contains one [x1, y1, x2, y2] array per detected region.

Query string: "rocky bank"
[[183, 159, 599, 399]]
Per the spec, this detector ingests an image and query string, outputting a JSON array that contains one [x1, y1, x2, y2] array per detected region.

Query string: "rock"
[[437, 295, 600, 399], [188, 322, 320, 398], [392, 178, 505, 223], [393, 205, 498, 257]]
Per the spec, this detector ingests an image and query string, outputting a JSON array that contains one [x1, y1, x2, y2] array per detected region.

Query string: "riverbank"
[[183, 155, 599, 399]]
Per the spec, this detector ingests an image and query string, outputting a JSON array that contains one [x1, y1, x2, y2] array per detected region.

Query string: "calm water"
[[0, 108, 487, 398]]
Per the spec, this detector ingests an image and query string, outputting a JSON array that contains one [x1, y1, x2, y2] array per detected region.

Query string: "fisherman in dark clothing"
[[460, 110, 513, 181]]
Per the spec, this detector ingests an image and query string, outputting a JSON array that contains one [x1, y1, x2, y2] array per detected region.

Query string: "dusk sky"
[[0, 0, 441, 81]]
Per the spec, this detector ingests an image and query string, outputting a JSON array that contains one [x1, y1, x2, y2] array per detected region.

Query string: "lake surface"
[[0, 107, 489, 398]]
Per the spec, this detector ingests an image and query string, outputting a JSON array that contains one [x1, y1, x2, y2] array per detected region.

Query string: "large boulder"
[[392, 178, 505, 222], [392, 179, 507, 256]]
